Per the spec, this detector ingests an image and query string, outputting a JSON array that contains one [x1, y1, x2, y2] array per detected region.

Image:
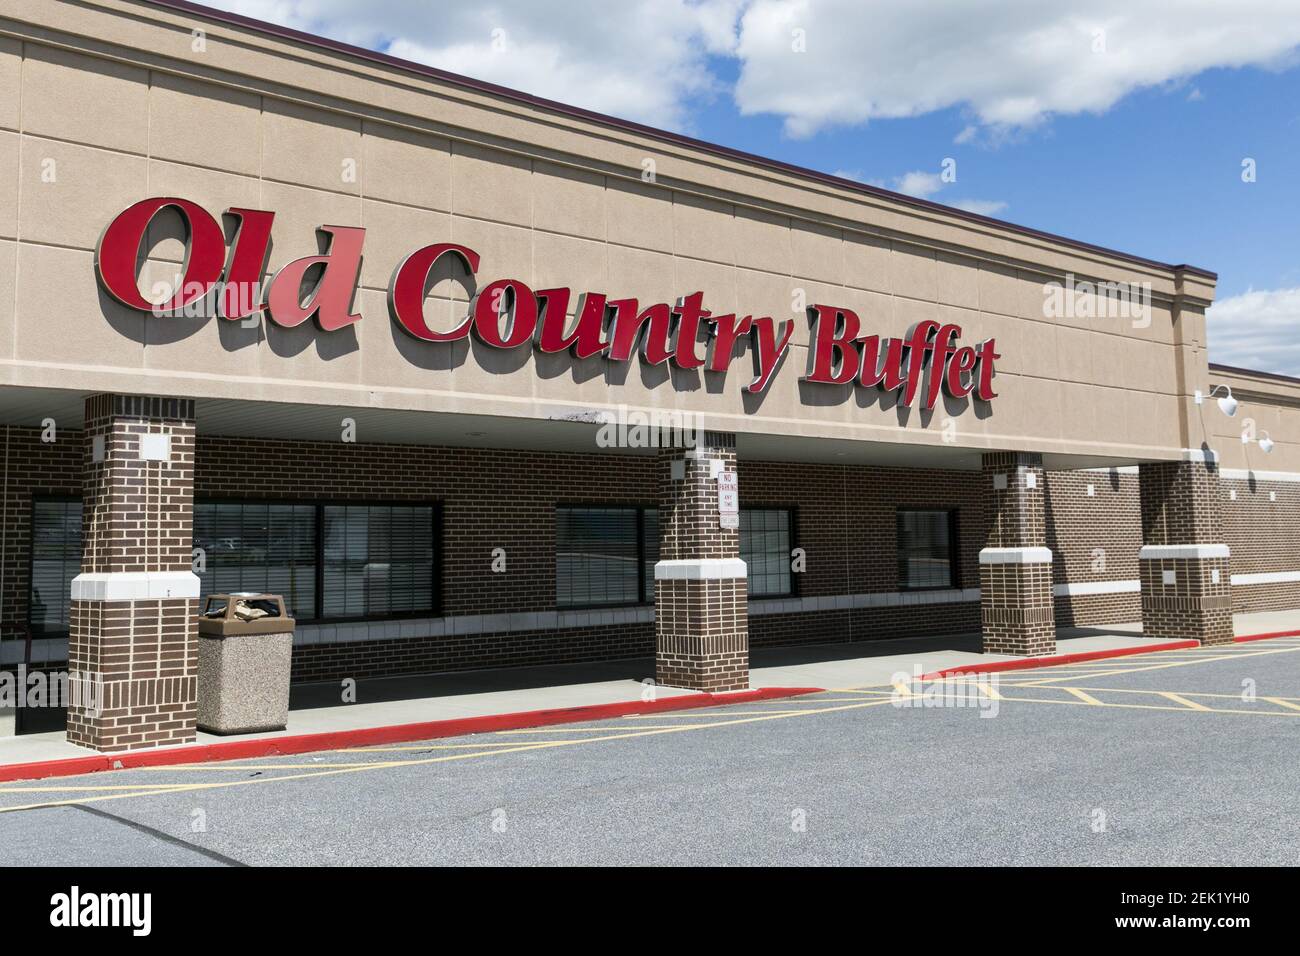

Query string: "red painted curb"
[[1234, 629, 1300, 643], [0, 685, 822, 784], [917, 640, 1200, 681]]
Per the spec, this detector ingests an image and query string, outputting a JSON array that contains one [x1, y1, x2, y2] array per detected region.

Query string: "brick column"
[[1138, 456, 1232, 645], [979, 451, 1055, 656], [67, 395, 200, 752], [654, 430, 748, 692]]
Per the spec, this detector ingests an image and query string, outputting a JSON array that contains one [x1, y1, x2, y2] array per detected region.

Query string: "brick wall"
[[0, 426, 81, 645], [1045, 469, 1142, 625], [1222, 474, 1300, 613], [983, 451, 1047, 548], [196, 436, 658, 616], [740, 460, 984, 595], [292, 621, 654, 682], [3, 425, 1298, 686], [1140, 459, 1222, 545], [80, 395, 196, 575], [657, 435, 739, 562], [750, 603, 982, 648]]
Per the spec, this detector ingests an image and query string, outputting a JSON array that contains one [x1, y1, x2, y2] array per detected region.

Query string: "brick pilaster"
[[654, 430, 748, 692], [1138, 457, 1232, 645], [66, 395, 200, 752], [979, 451, 1055, 655]]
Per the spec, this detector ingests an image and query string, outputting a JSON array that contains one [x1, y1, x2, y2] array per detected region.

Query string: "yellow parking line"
[[943, 680, 1300, 716], [1031, 686, 1300, 702], [0, 697, 907, 814], [1009, 644, 1300, 685], [340, 742, 542, 751], [987, 693, 1300, 718], [1063, 687, 1104, 706], [622, 709, 834, 718], [494, 724, 706, 734], [154, 761, 384, 769], [0, 782, 213, 793], [824, 687, 892, 694], [961, 670, 1123, 687], [1157, 692, 1212, 711], [1064, 657, 1200, 665]]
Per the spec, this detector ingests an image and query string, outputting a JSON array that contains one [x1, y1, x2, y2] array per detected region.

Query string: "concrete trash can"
[[197, 593, 295, 734]]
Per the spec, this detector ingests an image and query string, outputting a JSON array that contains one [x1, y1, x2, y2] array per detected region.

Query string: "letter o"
[[474, 278, 537, 349], [95, 197, 226, 313]]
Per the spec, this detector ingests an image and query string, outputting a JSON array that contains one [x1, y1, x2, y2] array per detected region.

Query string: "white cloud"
[[208, 1, 1300, 140], [210, 0, 742, 130], [878, 170, 1005, 216], [950, 199, 1009, 216], [894, 170, 944, 198], [830, 167, 1006, 215], [1207, 287, 1300, 376], [732, 0, 1300, 137]]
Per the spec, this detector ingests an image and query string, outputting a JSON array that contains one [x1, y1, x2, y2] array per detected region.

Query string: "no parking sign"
[[717, 470, 739, 529]]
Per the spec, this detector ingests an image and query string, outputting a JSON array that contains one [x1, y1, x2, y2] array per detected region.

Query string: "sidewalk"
[[2, 610, 1295, 776]]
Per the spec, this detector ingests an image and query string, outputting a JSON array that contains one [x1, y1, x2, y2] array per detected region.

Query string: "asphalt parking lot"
[[1, 636, 1298, 866]]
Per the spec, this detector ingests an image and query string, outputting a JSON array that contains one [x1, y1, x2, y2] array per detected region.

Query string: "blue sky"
[[693, 60, 1300, 300], [214, 0, 1300, 374]]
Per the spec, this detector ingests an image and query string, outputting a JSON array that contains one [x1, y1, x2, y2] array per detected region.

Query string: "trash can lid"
[[201, 593, 291, 621]]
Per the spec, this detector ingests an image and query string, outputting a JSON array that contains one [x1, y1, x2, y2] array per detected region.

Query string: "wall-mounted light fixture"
[[1209, 384, 1238, 417]]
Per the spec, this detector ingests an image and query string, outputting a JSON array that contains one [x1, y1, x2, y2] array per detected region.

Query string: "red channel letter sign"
[[94, 197, 999, 407]]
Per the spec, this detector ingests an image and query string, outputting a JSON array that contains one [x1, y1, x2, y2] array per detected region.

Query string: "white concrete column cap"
[[978, 547, 1053, 565], [1138, 544, 1230, 560], [70, 571, 201, 601], [1181, 448, 1220, 465], [654, 558, 747, 580]]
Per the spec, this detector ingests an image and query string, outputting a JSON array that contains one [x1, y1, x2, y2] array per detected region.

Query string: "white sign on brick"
[[717, 469, 739, 529]]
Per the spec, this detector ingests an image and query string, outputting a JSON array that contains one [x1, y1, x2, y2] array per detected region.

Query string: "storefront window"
[[896, 508, 958, 590], [642, 508, 659, 603], [29, 498, 82, 635], [321, 505, 436, 619], [556, 506, 654, 608], [195, 501, 436, 622], [36, 498, 440, 625], [194, 502, 318, 619], [740, 508, 793, 597]]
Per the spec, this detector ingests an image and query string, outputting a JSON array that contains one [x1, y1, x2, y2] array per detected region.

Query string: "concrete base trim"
[[70, 571, 201, 601], [979, 547, 1053, 565], [1138, 544, 1231, 560], [751, 587, 979, 615], [1053, 579, 1141, 596], [1231, 570, 1300, 586], [654, 558, 748, 580]]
